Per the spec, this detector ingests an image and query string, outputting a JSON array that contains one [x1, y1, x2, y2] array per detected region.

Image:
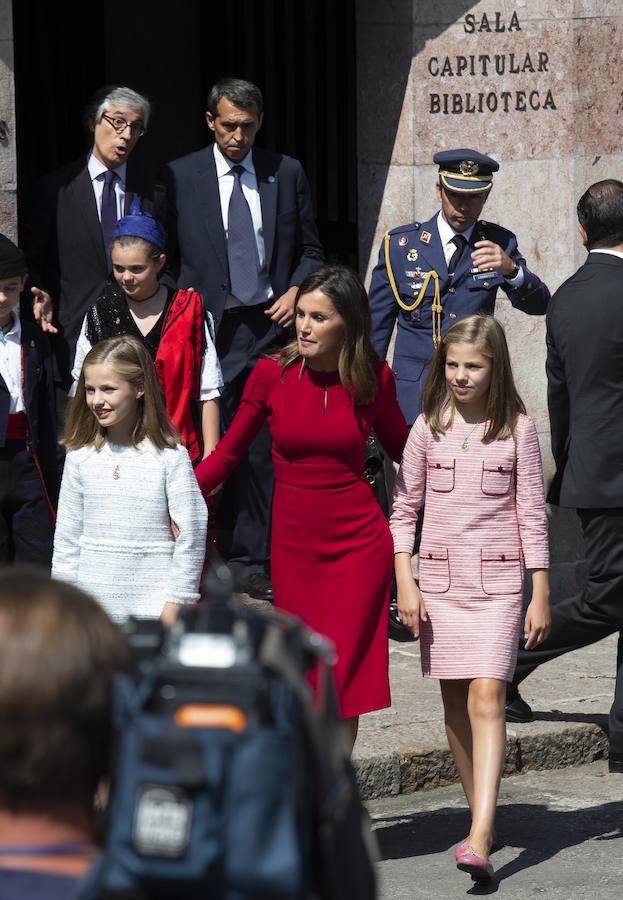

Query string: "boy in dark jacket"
[[0, 234, 57, 566]]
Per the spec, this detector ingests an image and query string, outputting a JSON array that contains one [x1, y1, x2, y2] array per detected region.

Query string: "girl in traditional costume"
[[71, 210, 222, 462]]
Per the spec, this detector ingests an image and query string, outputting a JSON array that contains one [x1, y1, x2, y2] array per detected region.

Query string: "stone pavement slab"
[[368, 760, 623, 899], [353, 634, 615, 800]]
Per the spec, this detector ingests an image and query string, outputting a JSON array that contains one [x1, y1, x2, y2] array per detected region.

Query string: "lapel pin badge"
[[398, 235, 408, 246], [420, 231, 431, 244], [407, 249, 418, 261]]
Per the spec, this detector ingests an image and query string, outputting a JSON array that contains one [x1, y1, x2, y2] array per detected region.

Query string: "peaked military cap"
[[433, 148, 499, 194]]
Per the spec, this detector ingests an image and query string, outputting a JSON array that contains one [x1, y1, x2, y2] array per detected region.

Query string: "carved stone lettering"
[[426, 12, 556, 117]]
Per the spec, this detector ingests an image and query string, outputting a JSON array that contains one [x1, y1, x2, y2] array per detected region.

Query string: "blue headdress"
[[112, 198, 166, 251]]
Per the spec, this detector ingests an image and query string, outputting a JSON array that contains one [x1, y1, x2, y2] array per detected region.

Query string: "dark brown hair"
[[279, 265, 379, 404], [421, 314, 525, 442], [0, 568, 128, 817], [577, 179, 623, 250], [63, 335, 179, 451]]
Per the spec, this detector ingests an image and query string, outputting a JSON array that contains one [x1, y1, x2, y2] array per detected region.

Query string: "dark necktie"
[[100, 170, 118, 271], [448, 233, 467, 277], [227, 165, 260, 303]]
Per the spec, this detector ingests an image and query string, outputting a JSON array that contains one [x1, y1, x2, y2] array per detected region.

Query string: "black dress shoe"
[[505, 686, 534, 723], [245, 573, 274, 602], [608, 752, 623, 774]]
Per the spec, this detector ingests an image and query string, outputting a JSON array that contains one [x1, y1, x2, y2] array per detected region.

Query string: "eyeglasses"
[[101, 114, 145, 138]]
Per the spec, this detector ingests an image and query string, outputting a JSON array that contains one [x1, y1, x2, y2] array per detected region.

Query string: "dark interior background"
[[13, 0, 358, 266]]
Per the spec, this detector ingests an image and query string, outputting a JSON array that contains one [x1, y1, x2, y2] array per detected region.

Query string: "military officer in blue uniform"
[[369, 149, 550, 424]]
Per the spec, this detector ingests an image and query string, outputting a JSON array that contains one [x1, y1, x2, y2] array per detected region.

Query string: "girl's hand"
[[161, 601, 182, 628], [524, 569, 550, 650], [397, 579, 428, 638], [524, 595, 551, 650]]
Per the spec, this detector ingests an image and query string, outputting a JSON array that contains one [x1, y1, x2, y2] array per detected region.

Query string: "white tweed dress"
[[52, 440, 207, 621]]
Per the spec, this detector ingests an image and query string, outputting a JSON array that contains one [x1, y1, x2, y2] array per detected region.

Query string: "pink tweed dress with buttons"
[[390, 414, 549, 681]]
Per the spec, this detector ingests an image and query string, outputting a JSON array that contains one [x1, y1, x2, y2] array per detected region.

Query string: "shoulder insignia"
[[389, 222, 420, 237], [420, 231, 432, 244]]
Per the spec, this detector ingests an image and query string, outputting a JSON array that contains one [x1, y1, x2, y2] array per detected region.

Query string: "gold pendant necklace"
[[112, 465, 121, 480], [324, 382, 328, 416], [461, 421, 483, 452]]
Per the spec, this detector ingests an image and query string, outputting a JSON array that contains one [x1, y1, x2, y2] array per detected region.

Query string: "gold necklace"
[[460, 421, 484, 452], [113, 465, 121, 480]]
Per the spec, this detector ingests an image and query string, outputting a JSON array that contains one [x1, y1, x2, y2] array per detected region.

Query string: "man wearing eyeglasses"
[[21, 85, 162, 416]]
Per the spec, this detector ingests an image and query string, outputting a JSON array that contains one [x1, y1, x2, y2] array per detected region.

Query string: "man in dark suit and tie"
[[21, 85, 159, 409], [506, 179, 623, 773], [161, 78, 323, 600]]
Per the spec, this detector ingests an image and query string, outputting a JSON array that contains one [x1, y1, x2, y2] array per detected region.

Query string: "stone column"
[[0, 0, 15, 238], [357, 0, 623, 593]]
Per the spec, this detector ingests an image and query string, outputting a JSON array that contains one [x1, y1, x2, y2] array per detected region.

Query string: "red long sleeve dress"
[[196, 357, 408, 717]]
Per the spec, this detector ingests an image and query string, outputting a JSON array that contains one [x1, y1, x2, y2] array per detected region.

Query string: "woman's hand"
[[524, 569, 551, 650]]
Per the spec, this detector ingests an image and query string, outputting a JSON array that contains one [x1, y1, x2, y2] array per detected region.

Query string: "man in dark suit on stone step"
[[507, 179, 623, 774], [161, 78, 323, 600], [21, 85, 160, 413]]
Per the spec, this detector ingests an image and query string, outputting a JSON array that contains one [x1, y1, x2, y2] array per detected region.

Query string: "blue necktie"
[[101, 170, 118, 271], [227, 165, 260, 303]]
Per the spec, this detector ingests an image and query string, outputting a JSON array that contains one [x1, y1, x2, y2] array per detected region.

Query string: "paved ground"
[[242, 593, 617, 800], [353, 633, 616, 799], [368, 760, 623, 898]]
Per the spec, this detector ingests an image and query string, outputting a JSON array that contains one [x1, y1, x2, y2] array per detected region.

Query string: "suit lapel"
[[66, 167, 107, 269], [254, 149, 277, 268], [65, 166, 108, 269], [198, 148, 228, 275]]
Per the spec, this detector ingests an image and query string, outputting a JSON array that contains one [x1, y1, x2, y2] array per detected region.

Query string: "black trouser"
[[0, 442, 54, 567], [513, 507, 623, 753], [215, 305, 285, 580]]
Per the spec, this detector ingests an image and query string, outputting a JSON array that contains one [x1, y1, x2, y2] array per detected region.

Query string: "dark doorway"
[[13, 0, 357, 266]]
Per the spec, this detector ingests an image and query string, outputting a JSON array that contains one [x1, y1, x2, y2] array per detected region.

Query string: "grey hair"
[[84, 85, 151, 130], [206, 78, 263, 118]]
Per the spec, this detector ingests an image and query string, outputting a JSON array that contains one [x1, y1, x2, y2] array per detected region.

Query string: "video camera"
[[81, 562, 377, 900]]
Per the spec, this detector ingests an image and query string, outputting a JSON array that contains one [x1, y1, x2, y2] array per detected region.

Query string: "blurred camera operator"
[[0, 569, 128, 898]]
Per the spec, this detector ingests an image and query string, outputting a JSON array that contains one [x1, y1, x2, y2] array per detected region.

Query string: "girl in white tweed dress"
[[52, 335, 207, 625], [390, 315, 550, 883]]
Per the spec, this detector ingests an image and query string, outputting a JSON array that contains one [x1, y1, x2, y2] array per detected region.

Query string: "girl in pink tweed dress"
[[390, 314, 550, 881]]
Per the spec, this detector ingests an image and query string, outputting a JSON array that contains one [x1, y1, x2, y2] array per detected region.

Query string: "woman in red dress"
[[196, 266, 408, 747]]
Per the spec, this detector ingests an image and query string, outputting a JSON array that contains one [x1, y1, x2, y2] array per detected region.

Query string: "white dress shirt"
[[87, 153, 127, 220], [590, 248, 623, 260], [213, 144, 273, 308], [436, 212, 524, 287], [0, 314, 25, 413]]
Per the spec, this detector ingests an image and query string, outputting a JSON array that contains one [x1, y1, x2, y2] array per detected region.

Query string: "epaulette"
[[388, 222, 421, 238]]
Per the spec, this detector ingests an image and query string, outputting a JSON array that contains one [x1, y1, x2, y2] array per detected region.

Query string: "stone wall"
[[0, 0, 15, 239], [357, 0, 623, 593]]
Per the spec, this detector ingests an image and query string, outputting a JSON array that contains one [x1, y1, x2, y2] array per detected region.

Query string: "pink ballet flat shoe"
[[455, 845, 494, 882]]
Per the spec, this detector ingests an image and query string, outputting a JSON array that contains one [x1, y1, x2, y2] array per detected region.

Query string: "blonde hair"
[[421, 314, 525, 442], [63, 335, 179, 451], [279, 265, 379, 405]]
